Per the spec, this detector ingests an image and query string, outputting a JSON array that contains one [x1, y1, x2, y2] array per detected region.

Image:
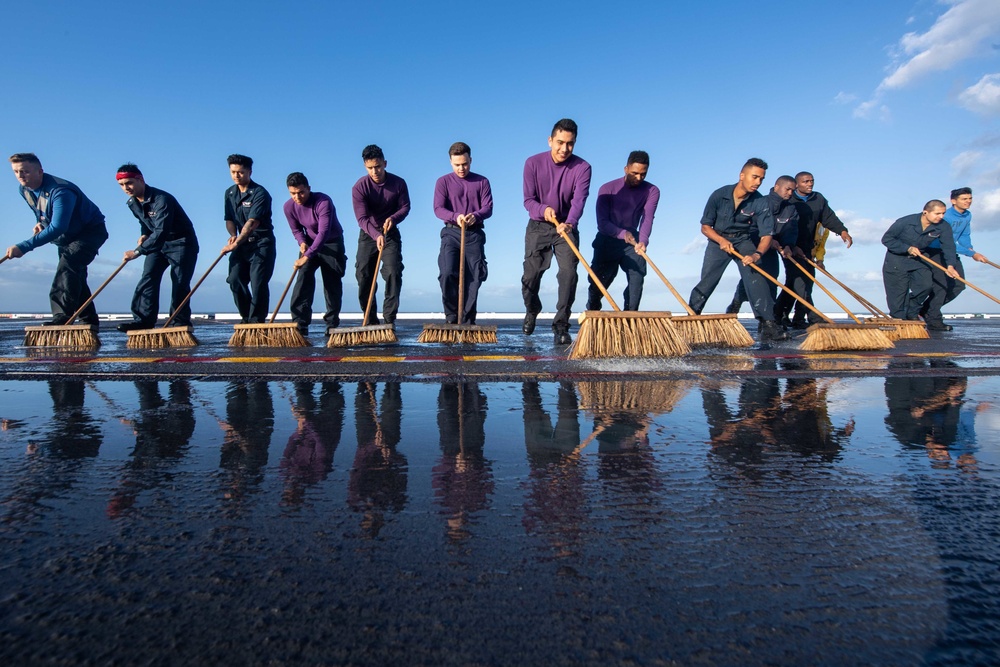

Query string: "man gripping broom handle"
[[916, 252, 1000, 308], [546, 219, 622, 311], [725, 248, 833, 324]]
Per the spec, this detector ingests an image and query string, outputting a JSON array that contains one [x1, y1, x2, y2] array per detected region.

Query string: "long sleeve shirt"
[[881, 213, 959, 267], [352, 173, 410, 241], [283, 191, 343, 257], [937, 206, 975, 257], [792, 190, 847, 253], [700, 184, 775, 240], [127, 185, 198, 255], [16, 174, 105, 253], [433, 172, 493, 225], [595, 177, 660, 246], [522, 151, 591, 227], [224, 181, 273, 233]]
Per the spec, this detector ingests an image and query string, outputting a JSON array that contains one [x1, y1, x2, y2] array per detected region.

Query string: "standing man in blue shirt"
[[222, 154, 276, 324], [5, 153, 109, 326], [920, 187, 988, 331]]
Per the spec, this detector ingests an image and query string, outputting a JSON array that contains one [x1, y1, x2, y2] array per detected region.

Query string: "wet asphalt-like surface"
[[1, 316, 1000, 665]]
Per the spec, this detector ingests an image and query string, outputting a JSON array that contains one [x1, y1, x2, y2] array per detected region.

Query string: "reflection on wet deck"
[[1, 367, 999, 664]]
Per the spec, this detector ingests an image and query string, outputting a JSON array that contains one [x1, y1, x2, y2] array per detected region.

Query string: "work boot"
[[522, 312, 537, 335], [759, 319, 790, 341], [725, 300, 741, 314], [790, 317, 808, 330], [554, 328, 572, 345], [117, 320, 153, 332], [926, 320, 953, 331], [43, 315, 71, 326]]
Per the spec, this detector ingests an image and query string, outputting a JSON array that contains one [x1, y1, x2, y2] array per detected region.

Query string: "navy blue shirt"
[[127, 185, 199, 255], [763, 190, 799, 247], [881, 213, 959, 267], [700, 184, 775, 240], [16, 173, 105, 252], [224, 180, 273, 234]]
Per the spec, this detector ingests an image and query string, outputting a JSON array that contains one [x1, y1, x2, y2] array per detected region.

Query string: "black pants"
[[355, 228, 403, 324], [921, 250, 965, 324], [438, 225, 487, 324], [131, 238, 199, 326], [586, 233, 647, 311], [290, 238, 347, 333], [689, 238, 775, 320], [882, 252, 931, 320], [51, 224, 109, 325], [227, 233, 277, 323], [521, 219, 579, 330], [774, 255, 820, 324]]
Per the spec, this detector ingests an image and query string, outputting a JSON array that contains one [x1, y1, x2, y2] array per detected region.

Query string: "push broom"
[[802, 257, 927, 341], [327, 245, 397, 347], [418, 222, 497, 344], [229, 265, 308, 347], [727, 248, 893, 351], [916, 252, 1000, 311], [125, 251, 231, 349], [556, 223, 690, 360], [632, 243, 753, 347], [23, 258, 129, 349]]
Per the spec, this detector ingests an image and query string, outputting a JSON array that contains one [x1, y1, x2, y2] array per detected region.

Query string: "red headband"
[[115, 171, 142, 181]]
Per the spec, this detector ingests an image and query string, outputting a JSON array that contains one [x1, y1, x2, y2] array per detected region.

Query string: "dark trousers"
[[131, 239, 199, 326], [438, 225, 487, 324], [227, 233, 276, 323], [355, 228, 403, 324], [731, 249, 779, 309], [586, 233, 647, 311], [921, 250, 965, 324], [774, 256, 819, 324], [290, 238, 347, 333], [882, 252, 931, 320], [521, 219, 579, 330], [52, 225, 109, 325], [689, 239, 775, 321]]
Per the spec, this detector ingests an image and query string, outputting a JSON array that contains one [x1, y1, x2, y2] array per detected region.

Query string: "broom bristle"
[[126, 326, 199, 349], [229, 323, 309, 347], [326, 324, 397, 348], [23, 325, 100, 349], [417, 324, 498, 344], [567, 311, 691, 359], [862, 317, 928, 340], [671, 315, 754, 347], [799, 324, 894, 351], [578, 380, 691, 414]]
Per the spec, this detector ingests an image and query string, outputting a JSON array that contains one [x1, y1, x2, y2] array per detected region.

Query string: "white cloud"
[[853, 98, 892, 121], [978, 187, 1000, 230], [681, 235, 706, 255], [834, 91, 858, 105], [836, 210, 895, 244], [958, 73, 1000, 115], [952, 150, 984, 177]]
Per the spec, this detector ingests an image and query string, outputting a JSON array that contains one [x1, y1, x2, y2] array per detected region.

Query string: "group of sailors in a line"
[[4, 118, 986, 344]]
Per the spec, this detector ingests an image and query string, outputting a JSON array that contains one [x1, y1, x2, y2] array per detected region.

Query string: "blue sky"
[[2, 0, 999, 316]]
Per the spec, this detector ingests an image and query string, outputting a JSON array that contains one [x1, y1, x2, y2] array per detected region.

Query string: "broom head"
[[229, 323, 309, 347], [23, 324, 100, 349], [126, 325, 199, 349], [417, 323, 498, 344], [567, 311, 691, 359], [799, 322, 894, 351], [670, 313, 754, 347], [863, 317, 928, 340], [326, 324, 397, 348]]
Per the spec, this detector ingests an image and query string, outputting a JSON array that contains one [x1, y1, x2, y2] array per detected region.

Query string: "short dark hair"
[[795, 171, 813, 181], [116, 162, 142, 177], [626, 150, 649, 166], [551, 118, 578, 137], [924, 199, 947, 212], [286, 172, 309, 188], [227, 154, 253, 169], [361, 144, 384, 162], [950, 187, 972, 200], [449, 142, 471, 157], [9, 153, 41, 168], [742, 157, 768, 171], [775, 175, 795, 188]]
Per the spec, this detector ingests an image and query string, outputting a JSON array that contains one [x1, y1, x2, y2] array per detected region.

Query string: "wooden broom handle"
[[66, 258, 129, 325], [783, 254, 863, 324], [916, 252, 1000, 307], [163, 251, 226, 328], [363, 244, 384, 326], [457, 222, 466, 324], [984, 258, 1000, 272], [0, 256, 8, 266], [803, 257, 889, 318], [726, 248, 832, 323], [550, 221, 621, 311], [632, 244, 697, 315], [268, 265, 300, 324]]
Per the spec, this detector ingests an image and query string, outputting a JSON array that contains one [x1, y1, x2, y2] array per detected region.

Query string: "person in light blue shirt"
[[921, 187, 989, 331]]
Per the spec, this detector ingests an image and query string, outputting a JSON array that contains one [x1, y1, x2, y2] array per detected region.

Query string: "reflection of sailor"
[[280, 382, 344, 506], [48, 381, 103, 458], [594, 413, 659, 494], [774, 378, 853, 462], [219, 382, 274, 499], [522, 381, 581, 463], [433, 382, 494, 541], [701, 364, 782, 471], [348, 382, 407, 538]]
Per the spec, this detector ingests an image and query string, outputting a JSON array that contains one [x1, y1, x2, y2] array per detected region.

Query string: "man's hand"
[[841, 231, 853, 249], [136, 235, 147, 246], [376, 234, 385, 251], [815, 259, 825, 269], [299, 242, 308, 255], [123, 250, 139, 261], [946, 265, 960, 279], [294, 255, 309, 269], [556, 222, 571, 236], [780, 245, 793, 259], [32, 223, 43, 235], [973, 252, 988, 263], [741, 251, 760, 266], [383, 218, 394, 234], [5, 246, 23, 259], [907, 246, 922, 257], [543, 207, 559, 224], [717, 238, 734, 253], [222, 236, 239, 254]]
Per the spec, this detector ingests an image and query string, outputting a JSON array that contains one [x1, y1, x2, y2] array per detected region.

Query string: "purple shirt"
[[595, 177, 660, 246], [522, 151, 592, 227], [283, 191, 343, 258], [352, 172, 411, 241], [433, 172, 494, 224]]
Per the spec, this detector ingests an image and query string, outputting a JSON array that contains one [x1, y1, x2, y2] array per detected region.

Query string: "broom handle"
[[783, 255, 864, 324], [457, 222, 466, 325], [551, 222, 621, 311], [632, 244, 697, 315], [363, 245, 384, 327], [985, 259, 1000, 272], [916, 252, 1000, 307], [803, 257, 889, 318], [0, 257, 7, 266], [726, 248, 833, 324], [268, 265, 299, 324], [66, 259, 129, 325], [163, 251, 226, 328]]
